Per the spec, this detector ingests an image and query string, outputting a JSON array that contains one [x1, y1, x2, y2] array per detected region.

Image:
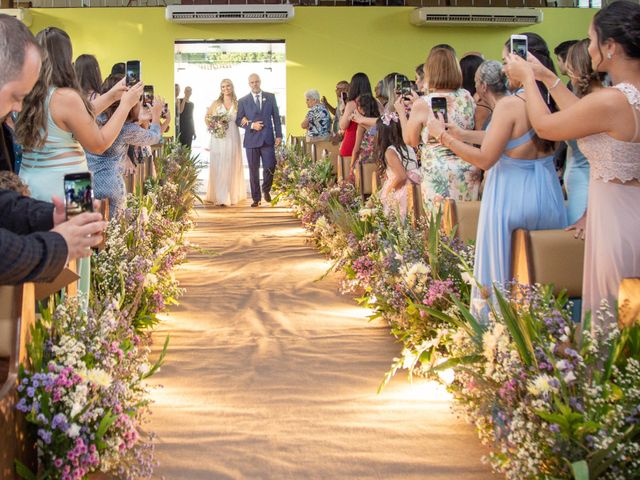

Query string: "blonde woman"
[[205, 79, 246, 206]]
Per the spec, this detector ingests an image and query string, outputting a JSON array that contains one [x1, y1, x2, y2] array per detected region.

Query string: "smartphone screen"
[[143, 85, 154, 106], [64, 172, 93, 219], [394, 74, 402, 93], [510, 36, 528, 60], [341, 91, 348, 103], [431, 97, 448, 124], [126, 60, 141, 87], [401, 80, 412, 98], [161, 103, 168, 118]]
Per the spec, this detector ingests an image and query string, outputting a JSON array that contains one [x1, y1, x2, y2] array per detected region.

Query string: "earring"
[[607, 52, 613, 59]]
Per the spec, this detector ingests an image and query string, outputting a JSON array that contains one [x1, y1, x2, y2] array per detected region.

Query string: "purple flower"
[[38, 428, 52, 444]]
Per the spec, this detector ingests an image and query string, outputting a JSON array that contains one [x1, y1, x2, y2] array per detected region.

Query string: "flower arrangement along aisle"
[[15, 142, 202, 480], [274, 144, 640, 480], [273, 145, 474, 387]]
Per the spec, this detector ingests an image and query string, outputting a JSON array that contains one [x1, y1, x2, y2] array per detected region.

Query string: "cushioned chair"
[[442, 199, 481, 244], [0, 284, 37, 478], [618, 278, 640, 328], [336, 156, 352, 182], [511, 228, 585, 297], [356, 162, 378, 198], [407, 183, 425, 227]]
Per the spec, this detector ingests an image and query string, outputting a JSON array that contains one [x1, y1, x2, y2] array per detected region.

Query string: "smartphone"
[[64, 172, 93, 219], [394, 74, 403, 93], [510, 34, 528, 60], [401, 80, 413, 98], [143, 85, 154, 106], [431, 97, 448, 124], [125, 60, 141, 87], [161, 103, 168, 118], [340, 91, 348, 103]]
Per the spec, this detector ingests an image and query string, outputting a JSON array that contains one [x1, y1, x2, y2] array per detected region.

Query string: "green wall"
[[28, 6, 595, 135]]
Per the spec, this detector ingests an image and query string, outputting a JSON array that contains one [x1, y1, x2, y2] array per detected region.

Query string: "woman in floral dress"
[[400, 47, 480, 205]]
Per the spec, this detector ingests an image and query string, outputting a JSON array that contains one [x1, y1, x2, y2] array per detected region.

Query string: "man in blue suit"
[[236, 73, 282, 207]]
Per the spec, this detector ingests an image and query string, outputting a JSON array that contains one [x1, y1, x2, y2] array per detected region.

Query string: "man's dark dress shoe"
[[264, 192, 272, 203], [251, 201, 260, 207]]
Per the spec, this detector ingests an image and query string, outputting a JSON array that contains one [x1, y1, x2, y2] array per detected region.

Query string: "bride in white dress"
[[205, 79, 246, 205]]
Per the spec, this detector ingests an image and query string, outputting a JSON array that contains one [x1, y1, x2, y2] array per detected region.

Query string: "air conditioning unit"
[[165, 4, 294, 23], [0, 8, 33, 27], [410, 7, 543, 27]]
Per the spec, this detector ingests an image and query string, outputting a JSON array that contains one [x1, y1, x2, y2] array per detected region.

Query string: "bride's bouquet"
[[205, 112, 230, 139]]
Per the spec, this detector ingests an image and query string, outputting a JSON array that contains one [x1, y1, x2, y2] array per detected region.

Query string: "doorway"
[[174, 40, 287, 195]]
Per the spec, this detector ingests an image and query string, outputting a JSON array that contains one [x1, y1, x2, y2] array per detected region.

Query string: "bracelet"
[[549, 77, 561, 90]]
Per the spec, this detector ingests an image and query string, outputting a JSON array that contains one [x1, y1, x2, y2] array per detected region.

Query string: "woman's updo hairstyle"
[[593, 0, 640, 60], [475, 60, 508, 96], [565, 39, 605, 98]]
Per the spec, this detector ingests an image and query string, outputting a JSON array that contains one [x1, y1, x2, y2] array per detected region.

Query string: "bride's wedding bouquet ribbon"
[[206, 112, 230, 139]]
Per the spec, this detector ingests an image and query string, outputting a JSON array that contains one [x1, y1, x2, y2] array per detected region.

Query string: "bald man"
[[235, 74, 282, 207]]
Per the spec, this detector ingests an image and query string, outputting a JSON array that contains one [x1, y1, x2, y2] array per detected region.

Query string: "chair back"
[[357, 162, 377, 197], [337, 156, 352, 182], [0, 284, 37, 478], [442, 199, 481, 243], [511, 228, 585, 297], [618, 278, 640, 328], [407, 183, 424, 227]]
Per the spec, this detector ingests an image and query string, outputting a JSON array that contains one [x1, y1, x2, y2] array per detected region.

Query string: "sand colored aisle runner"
[[149, 202, 495, 480]]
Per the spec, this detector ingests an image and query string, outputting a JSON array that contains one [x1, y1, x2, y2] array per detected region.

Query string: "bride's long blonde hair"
[[213, 79, 238, 110]]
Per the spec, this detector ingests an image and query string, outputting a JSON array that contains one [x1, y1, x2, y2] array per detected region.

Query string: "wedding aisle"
[[148, 202, 495, 480]]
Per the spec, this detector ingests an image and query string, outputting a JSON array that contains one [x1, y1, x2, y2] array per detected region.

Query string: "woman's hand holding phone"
[[502, 53, 535, 86], [151, 95, 165, 122], [106, 78, 127, 103], [120, 82, 144, 110]]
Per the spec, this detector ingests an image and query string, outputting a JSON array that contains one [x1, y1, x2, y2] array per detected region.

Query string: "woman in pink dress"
[[375, 112, 421, 219], [504, 0, 640, 324]]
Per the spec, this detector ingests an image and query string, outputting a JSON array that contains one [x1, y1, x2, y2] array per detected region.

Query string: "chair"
[[0, 284, 37, 478], [442, 199, 481, 244], [336, 156, 352, 182], [511, 228, 585, 297], [407, 182, 425, 227], [356, 162, 378, 199], [618, 278, 640, 328]]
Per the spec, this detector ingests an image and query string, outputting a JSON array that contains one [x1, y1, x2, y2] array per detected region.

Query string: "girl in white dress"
[[205, 79, 246, 206]]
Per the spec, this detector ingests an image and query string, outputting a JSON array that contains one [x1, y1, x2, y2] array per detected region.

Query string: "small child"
[[375, 112, 421, 219]]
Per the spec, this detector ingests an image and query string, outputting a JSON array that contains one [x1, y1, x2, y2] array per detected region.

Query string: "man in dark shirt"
[[178, 86, 195, 149], [0, 14, 106, 285]]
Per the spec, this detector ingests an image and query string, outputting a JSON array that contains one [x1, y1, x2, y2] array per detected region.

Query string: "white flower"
[[138, 363, 151, 376], [460, 270, 473, 285], [358, 208, 374, 220], [563, 371, 577, 384], [145, 273, 158, 286], [86, 368, 112, 388], [67, 423, 81, 438], [527, 374, 556, 396], [70, 402, 83, 418], [555, 360, 570, 371]]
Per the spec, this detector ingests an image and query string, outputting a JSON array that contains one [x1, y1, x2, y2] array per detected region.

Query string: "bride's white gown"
[[206, 104, 246, 205]]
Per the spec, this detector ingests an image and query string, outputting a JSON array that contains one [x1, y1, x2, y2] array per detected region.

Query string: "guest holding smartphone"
[[339, 73, 374, 160], [86, 74, 163, 217], [15, 27, 142, 301], [503, 1, 640, 323], [399, 47, 480, 205], [426, 33, 566, 317]]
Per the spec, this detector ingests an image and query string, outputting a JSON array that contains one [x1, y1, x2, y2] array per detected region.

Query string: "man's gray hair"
[[0, 14, 40, 87], [305, 89, 320, 101]]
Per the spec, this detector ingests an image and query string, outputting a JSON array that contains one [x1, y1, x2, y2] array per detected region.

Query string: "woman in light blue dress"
[[562, 39, 605, 224], [427, 35, 566, 315], [15, 27, 143, 302]]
